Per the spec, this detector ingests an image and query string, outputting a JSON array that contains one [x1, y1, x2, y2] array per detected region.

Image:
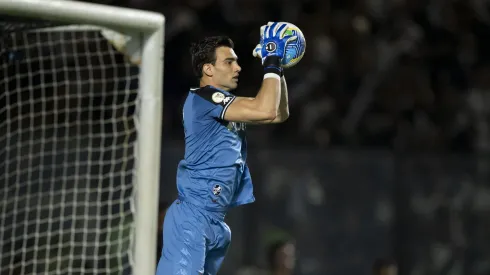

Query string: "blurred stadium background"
[[4, 0, 490, 274], [154, 0, 490, 274]]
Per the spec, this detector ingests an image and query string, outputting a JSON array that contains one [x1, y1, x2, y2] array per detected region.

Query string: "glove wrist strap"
[[263, 56, 282, 77]]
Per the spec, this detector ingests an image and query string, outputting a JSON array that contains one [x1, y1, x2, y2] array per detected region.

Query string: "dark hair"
[[372, 258, 397, 274], [190, 36, 234, 78]]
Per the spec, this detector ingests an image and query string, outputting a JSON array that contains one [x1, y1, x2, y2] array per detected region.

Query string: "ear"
[[202, 63, 213, 77]]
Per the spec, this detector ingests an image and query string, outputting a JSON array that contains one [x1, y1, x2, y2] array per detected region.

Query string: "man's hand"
[[257, 22, 297, 64], [252, 23, 268, 60], [252, 43, 262, 59]]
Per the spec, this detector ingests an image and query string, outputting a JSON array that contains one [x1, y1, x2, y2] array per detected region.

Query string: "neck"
[[199, 78, 228, 91]]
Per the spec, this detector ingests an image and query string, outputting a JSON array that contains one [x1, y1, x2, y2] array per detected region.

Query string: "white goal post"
[[0, 0, 164, 275]]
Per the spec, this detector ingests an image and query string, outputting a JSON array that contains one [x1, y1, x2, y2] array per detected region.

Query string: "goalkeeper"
[[156, 22, 297, 275]]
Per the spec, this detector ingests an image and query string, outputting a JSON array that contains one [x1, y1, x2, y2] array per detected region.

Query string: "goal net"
[[0, 2, 164, 275]]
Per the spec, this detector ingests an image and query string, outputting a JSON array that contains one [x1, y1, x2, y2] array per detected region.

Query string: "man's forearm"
[[273, 76, 290, 122]]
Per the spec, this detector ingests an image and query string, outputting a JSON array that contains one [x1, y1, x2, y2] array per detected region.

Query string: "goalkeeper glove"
[[253, 22, 296, 77], [252, 23, 268, 60], [260, 22, 297, 61]]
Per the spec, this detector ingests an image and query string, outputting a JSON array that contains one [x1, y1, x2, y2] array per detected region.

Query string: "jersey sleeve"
[[193, 86, 236, 120]]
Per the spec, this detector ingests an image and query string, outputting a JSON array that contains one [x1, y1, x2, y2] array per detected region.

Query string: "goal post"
[[0, 0, 164, 274]]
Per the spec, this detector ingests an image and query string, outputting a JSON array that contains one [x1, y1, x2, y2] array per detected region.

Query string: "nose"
[[235, 64, 241, 73]]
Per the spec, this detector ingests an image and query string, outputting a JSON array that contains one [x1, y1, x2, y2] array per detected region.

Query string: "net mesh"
[[0, 21, 140, 275]]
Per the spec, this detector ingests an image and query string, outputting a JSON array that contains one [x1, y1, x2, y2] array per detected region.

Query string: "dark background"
[[1, 0, 490, 274]]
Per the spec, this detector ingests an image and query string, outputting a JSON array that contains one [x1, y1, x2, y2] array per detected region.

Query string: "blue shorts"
[[156, 199, 231, 275]]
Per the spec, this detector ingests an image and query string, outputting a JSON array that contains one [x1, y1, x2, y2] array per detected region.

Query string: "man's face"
[[208, 46, 241, 91]]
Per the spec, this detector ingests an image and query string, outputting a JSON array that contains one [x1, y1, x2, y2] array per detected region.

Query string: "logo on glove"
[[265, 42, 277, 52]]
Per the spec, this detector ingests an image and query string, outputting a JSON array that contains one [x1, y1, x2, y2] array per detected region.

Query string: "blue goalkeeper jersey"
[[176, 85, 255, 211]]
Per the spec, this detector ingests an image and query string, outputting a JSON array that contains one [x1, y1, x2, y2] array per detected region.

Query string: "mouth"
[[232, 76, 239, 81]]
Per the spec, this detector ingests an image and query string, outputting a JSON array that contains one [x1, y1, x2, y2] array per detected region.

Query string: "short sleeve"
[[193, 86, 236, 120]]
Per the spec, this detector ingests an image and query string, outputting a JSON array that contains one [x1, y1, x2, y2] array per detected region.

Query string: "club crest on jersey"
[[212, 92, 225, 103], [212, 184, 222, 196]]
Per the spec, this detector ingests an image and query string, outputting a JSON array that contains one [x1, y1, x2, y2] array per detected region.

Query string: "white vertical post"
[[134, 19, 165, 275]]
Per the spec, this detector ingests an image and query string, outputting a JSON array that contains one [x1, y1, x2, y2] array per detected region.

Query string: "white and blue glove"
[[255, 22, 297, 77], [261, 22, 297, 62], [252, 24, 267, 60]]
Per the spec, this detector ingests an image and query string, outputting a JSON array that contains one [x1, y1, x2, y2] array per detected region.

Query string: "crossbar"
[[0, 0, 164, 32]]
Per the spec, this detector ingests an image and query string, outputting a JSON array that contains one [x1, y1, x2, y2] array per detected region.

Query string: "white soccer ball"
[[280, 23, 306, 68]]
